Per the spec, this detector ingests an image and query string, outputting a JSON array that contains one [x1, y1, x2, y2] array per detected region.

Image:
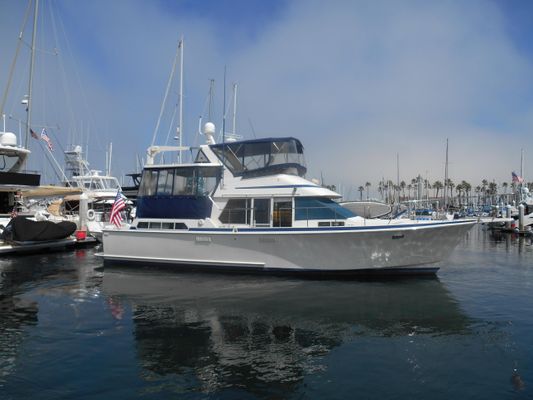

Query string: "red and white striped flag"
[[110, 190, 126, 227], [41, 128, 53, 151]]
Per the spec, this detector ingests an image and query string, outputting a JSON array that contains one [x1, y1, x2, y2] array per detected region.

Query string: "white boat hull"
[[99, 220, 475, 275]]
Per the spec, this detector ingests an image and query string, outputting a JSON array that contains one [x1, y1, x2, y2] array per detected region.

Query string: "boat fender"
[[87, 209, 96, 221]]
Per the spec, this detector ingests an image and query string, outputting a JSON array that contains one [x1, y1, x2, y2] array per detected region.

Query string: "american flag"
[[110, 190, 126, 227], [41, 128, 53, 151], [512, 171, 524, 184]]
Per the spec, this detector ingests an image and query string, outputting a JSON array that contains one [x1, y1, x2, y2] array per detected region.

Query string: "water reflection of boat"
[[102, 268, 470, 391]]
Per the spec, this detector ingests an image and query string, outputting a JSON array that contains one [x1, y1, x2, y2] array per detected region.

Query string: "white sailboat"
[[0, 0, 80, 253]]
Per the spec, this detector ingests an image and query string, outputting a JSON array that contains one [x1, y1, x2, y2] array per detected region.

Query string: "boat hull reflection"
[[103, 268, 470, 391]]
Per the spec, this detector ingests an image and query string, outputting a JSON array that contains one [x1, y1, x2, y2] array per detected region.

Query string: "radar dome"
[[203, 122, 215, 135], [0, 132, 17, 146]]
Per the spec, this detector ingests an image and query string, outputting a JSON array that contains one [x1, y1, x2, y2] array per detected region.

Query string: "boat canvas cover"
[[1, 216, 77, 242]]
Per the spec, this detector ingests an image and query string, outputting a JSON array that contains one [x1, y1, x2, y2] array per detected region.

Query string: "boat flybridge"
[[99, 123, 476, 275]]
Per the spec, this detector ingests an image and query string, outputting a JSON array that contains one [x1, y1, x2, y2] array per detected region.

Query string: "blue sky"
[[1, 0, 533, 197]]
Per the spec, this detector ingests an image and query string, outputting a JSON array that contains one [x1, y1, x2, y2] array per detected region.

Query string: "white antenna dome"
[[203, 122, 215, 135], [203, 122, 216, 144], [0, 132, 17, 146]]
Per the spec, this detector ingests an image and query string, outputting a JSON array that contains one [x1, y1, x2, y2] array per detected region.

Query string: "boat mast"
[[396, 152, 399, 204], [222, 66, 226, 144], [444, 138, 449, 210], [232, 83, 238, 136], [25, 0, 39, 150], [0, 0, 32, 120], [150, 39, 180, 147], [520, 148, 524, 182], [178, 36, 184, 163], [107, 142, 113, 176]]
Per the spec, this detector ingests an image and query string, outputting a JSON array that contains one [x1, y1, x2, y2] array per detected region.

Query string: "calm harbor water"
[[1, 226, 532, 399]]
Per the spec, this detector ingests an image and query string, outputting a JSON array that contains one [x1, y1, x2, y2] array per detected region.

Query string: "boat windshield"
[[138, 165, 222, 197], [72, 176, 120, 190], [295, 198, 356, 220], [210, 138, 306, 177]]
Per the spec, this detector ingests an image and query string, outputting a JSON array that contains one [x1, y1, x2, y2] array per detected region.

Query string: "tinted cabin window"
[[156, 169, 174, 195], [219, 199, 250, 224], [139, 166, 221, 197], [173, 169, 195, 195], [196, 168, 218, 196], [294, 198, 356, 220], [138, 170, 157, 196], [210, 138, 306, 177], [273, 199, 292, 227], [254, 199, 271, 226]]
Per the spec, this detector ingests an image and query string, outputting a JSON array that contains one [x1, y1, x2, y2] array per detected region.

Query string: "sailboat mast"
[[444, 138, 449, 209], [0, 0, 32, 119], [396, 153, 399, 203], [520, 148, 524, 182], [25, 0, 39, 150], [232, 83, 237, 135], [178, 36, 184, 163], [222, 66, 226, 144]]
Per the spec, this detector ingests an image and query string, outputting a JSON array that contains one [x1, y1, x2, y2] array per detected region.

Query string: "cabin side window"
[[173, 168, 195, 195], [253, 198, 271, 226], [294, 198, 356, 220], [219, 199, 251, 224], [138, 170, 157, 196], [157, 169, 174, 195], [139, 166, 221, 197], [196, 168, 219, 196]]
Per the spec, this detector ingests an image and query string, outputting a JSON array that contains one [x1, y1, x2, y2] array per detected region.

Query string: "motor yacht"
[[98, 124, 475, 275]]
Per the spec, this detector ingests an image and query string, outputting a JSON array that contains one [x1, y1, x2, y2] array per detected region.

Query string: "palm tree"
[[365, 182, 371, 200], [400, 181, 406, 201], [475, 186, 481, 205], [502, 182, 508, 194], [488, 182, 498, 204], [433, 180, 443, 199], [407, 184, 413, 200], [462, 181, 472, 206], [481, 179, 488, 204], [456, 183, 464, 205], [387, 180, 394, 203], [448, 181, 455, 205], [358, 186, 364, 201], [444, 178, 454, 204]]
